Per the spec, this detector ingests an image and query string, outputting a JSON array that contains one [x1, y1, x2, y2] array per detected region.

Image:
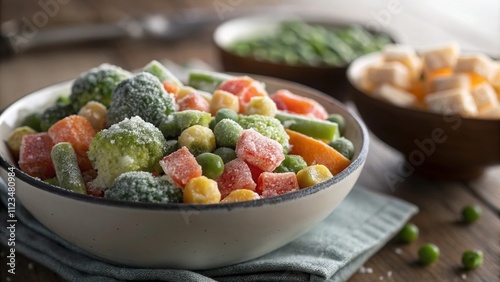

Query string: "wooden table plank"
[[466, 167, 500, 215], [351, 133, 500, 282], [1, 1, 499, 281]]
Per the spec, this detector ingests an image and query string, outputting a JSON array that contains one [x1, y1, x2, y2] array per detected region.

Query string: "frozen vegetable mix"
[[9, 62, 356, 204]]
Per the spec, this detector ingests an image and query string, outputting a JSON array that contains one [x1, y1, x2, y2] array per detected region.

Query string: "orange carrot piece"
[[467, 72, 488, 89], [272, 89, 328, 120], [426, 68, 452, 82], [163, 81, 180, 96], [48, 115, 96, 171], [178, 93, 210, 112], [217, 77, 268, 112], [286, 129, 350, 175]]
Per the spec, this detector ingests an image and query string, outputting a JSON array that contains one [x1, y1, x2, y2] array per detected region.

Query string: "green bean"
[[51, 142, 86, 194], [275, 112, 339, 141], [228, 21, 390, 66], [187, 70, 233, 93]]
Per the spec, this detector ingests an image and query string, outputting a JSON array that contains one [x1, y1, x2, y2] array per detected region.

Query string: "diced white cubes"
[[425, 88, 478, 116], [374, 84, 417, 107]]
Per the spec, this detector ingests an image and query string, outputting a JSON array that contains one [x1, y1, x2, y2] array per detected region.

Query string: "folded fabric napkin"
[[0, 179, 417, 282]]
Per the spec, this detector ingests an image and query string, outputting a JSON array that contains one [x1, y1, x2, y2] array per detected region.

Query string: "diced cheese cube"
[[425, 88, 478, 116], [454, 54, 494, 79], [420, 42, 460, 73], [477, 106, 500, 119], [383, 44, 423, 81], [427, 74, 470, 93], [471, 83, 499, 112], [489, 62, 500, 95], [363, 62, 410, 90], [373, 84, 417, 107]]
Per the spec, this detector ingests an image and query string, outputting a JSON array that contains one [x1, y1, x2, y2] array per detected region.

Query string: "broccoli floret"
[[238, 114, 290, 152], [70, 63, 131, 108], [143, 60, 183, 87], [107, 72, 176, 127], [105, 171, 182, 203], [88, 116, 168, 188], [40, 104, 76, 131]]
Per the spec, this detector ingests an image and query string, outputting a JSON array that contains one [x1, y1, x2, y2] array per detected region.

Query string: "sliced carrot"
[[409, 80, 426, 104], [217, 77, 268, 112], [467, 72, 488, 89], [286, 129, 350, 175], [177, 93, 210, 112], [271, 89, 328, 120], [426, 68, 452, 82], [163, 81, 180, 97]]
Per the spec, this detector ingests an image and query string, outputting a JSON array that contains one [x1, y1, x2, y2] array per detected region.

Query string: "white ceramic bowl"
[[0, 76, 368, 269]]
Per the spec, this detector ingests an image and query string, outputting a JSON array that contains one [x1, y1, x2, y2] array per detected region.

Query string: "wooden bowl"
[[213, 15, 397, 101], [348, 53, 500, 180]]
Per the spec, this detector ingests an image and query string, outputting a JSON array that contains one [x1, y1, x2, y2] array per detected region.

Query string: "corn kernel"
[[220, 189, 260, 203], [7, 126, 37, 158], [78, 101, 107, 131], [244, 96, 277, 117], [210, 90, 239, 115], [177, 86, 197, 101], [178, 125, 216, 156], [296, 165, 333, 189], [183, 176, 221, 204]]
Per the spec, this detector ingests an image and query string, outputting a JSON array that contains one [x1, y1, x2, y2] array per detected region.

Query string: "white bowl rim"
[[0, 75, 369, 211]]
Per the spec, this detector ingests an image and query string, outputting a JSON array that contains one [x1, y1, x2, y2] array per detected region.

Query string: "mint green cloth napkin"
[[0, 179, 418, 282]]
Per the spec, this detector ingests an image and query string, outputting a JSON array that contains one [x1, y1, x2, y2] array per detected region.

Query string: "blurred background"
[[0, 0, 498, 109]]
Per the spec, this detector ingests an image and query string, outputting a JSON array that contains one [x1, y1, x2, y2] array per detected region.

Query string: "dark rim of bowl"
[[0, 76, 369, 211], [214, 17, 397, 69], [348, 53, 500, 122]]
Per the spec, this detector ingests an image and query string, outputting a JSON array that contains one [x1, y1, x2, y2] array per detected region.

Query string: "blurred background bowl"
[[348, 53, 500, 180], [214, 15, 397, 101]]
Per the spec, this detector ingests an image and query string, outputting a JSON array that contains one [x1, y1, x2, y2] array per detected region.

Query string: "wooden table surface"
[[1, 1, 499, 281]]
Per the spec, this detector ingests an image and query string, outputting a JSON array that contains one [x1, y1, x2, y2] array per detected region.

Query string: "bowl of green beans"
[[214, 15, 396, 101]]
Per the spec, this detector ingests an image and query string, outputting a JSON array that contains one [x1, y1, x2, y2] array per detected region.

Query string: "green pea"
[[329, 137, 354, 160], [418, 243, 440, 265], [213, 147, 237, 164], [327, 114, 346, 135], [462, 250, 483, 270], [196, 153, 224, 180], [215, 108, 239, 123], [397, 223, 419, 243], [274, 155, 307, 174], [213, 119, 243, 148], [462, 204, 482, 223], [209, 117, 217, 131]]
